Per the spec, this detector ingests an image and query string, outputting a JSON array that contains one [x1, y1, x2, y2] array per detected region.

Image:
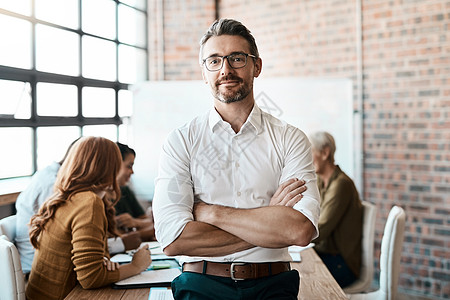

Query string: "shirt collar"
[[208, 107, 223, 132], [208, 103, 263, 134]]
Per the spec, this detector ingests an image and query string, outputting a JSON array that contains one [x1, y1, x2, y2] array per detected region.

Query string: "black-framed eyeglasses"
[[202, 52, 257, 72]]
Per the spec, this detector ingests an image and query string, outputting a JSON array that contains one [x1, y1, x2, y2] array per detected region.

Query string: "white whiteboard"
[[130, 78, 353, 201]]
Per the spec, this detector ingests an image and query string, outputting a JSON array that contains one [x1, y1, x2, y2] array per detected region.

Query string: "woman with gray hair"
[[309, 131, 363, 288]]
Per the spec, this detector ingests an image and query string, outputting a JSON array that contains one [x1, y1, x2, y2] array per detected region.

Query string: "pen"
[[127, 245, 160, 256]]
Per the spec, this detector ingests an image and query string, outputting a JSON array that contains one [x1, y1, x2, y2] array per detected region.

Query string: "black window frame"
[[0, 0, 148, 178]]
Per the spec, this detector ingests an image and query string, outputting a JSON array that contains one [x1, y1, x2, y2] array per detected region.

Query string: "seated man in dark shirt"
[[310, 131, 363, 288]]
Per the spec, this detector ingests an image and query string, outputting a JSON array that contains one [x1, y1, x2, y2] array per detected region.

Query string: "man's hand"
[[168, 178, 311, 254], [193, 178, 306, 222], [270, 178, 307, 207], [121, 231, 142, 250]]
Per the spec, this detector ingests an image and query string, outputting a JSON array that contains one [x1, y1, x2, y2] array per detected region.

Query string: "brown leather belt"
[[182, 261, 291, 280]]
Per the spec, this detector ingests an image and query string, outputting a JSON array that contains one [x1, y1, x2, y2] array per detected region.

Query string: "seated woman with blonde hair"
[[26, 136, 152, 300]]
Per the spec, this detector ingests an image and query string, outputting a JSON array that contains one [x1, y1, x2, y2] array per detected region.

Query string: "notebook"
[[112, 267, 181, 289], [111, 241, 174, 263], [288, 242, 315, 262]]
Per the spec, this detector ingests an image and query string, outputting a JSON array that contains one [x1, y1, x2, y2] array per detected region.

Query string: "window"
[[0, 0, 147, 179]]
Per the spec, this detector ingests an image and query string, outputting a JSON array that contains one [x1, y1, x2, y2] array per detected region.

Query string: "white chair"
[[0, 214, 17, 243], [348, 206, 406, 300], [0, 235, 26, 300], [344, 201, 377, 294]]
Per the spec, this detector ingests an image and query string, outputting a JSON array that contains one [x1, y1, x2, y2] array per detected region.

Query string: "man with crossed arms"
[[153, 18, 321, 299]]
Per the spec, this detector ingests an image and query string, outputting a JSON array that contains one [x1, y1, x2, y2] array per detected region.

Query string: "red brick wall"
[[362, 1, 449, 297], [148, 0, 216, 80], [149, 0, 450, 298], [221, 0, 359, 79]]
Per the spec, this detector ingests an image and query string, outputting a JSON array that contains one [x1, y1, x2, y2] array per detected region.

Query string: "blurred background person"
[[309, 131, 363, 288], [15, 139, 141, 277], [113, 142, 155, 242], [15, 138, 79, 274], [26, 137, 151, 300]]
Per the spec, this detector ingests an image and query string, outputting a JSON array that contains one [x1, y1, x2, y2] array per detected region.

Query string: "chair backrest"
[[378, 206, 406, 300], [344, 201, 377, 294], [0, 235, 26, 300], [0, 215, 17, 242]]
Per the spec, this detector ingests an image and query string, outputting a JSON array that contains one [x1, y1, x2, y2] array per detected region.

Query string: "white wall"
[[130, 78, 354, 201]]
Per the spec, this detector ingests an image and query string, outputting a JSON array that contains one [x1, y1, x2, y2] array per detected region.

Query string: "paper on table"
[[148, 288, 174, 300], [289, 252, 301, 262], [110, 252, 175, 263], [152, 254, 173, 261], [288, 242, 315, 253], [111, 241, 168, 263], [111, 253, 132, 263], [143, 241, 164, 255], [114, 268, 181, 286], [144, 242, 177, 260], [288, 243, 315, 262]]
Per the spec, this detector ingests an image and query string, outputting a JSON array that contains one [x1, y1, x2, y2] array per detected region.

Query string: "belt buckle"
[[230, 262, 246, 281]]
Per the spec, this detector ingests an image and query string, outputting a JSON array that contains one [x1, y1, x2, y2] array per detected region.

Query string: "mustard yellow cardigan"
[[26, 191, 120, 300]]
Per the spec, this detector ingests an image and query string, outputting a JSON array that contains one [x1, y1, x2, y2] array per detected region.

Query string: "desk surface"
[[65, 248, 348, 300]]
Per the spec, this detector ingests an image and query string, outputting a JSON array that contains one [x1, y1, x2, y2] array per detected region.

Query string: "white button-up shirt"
[[153, 104, 320, 264]]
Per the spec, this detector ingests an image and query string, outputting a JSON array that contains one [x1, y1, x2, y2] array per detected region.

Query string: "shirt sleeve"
[[16, 167, 57, 234], [107, 237, 125, 255], [280, 126, 321, 239], [71, 193, 120, 288], [153, 128, 195, 249]]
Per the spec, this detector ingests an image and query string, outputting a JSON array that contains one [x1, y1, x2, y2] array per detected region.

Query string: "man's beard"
[[213, 75, 252, 104]]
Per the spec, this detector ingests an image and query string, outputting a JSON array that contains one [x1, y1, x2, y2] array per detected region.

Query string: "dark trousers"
[[317, 252, 357, 288], [171, 270, 300, 300]]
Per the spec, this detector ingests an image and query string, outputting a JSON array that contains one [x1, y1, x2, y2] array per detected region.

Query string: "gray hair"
[[309, 131, 336, 164], [199, 18, 259, 65]]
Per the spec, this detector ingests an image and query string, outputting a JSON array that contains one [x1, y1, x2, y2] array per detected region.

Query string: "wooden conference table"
[[65, 248, 348, 300]]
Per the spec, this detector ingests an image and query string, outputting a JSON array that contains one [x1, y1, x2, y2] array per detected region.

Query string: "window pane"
[[0, 0, 32, 16], [118, 4, 146, 47], [0, 127, 33, 178], [36, 24, 80, 76], [0, 79, 31, 119], [119, 0, 146, 10], [0, 15, 32, 69], [82, 0, 116, 39], [118, 122, 130, 144], [82, 87, 115, 117], [36, 82, 78, 116], [82, 36, 116, 81], [35, 0, 79, 29], [118, 44, 147, 84], [118, 89, 132, 117], [36, 126, 80, 170], [83, 125, 117, 141]]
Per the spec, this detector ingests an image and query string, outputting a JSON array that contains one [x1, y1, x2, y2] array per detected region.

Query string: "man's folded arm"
[[190, 178, 317, 249], [194, 203, 316, 249], [158, 178, 315, 256], [163, 220, 254, 257]]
